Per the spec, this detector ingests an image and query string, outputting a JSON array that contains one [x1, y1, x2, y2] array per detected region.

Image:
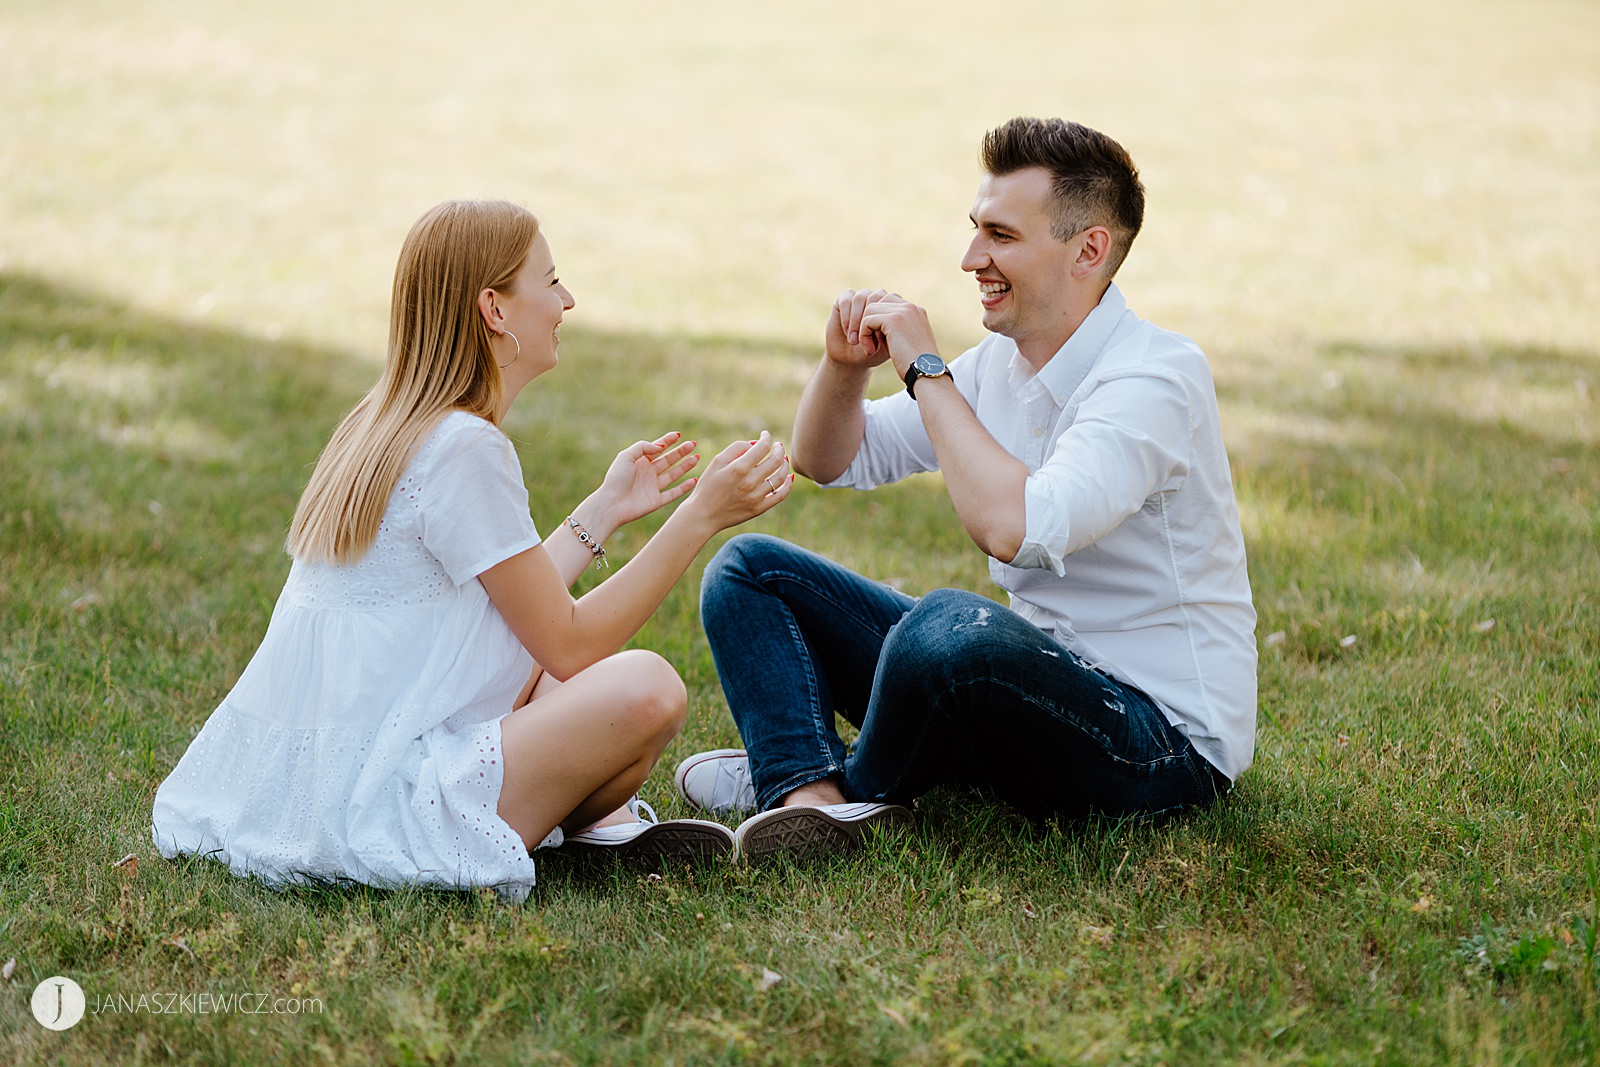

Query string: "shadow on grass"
[[3, 268, 1597, 916], [6, 273, 1600, 1067], [1224, 338, 1596, 578]]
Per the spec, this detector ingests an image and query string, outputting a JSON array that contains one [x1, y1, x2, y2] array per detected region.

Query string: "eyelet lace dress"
[[152, 412, 546, 901]]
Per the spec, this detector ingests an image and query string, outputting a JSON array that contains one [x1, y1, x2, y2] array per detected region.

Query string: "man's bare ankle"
[[782, 780, 847, 807]]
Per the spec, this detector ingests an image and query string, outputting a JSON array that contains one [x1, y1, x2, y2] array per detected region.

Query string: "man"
[[675, 117, 1257, 859]]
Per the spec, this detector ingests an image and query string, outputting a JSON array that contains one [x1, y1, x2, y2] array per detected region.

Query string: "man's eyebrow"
[[971, 215, 1015, 232]]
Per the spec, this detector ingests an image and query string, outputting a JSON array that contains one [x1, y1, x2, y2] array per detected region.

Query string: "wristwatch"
[[903, 353, 949, 399]]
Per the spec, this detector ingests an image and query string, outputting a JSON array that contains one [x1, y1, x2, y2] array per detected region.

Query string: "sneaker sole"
[[562, 819, 735, 863], [734, 805, 913, 862]]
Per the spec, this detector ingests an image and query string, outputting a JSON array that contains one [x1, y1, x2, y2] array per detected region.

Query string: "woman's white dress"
[[152, 411, 548, 901]]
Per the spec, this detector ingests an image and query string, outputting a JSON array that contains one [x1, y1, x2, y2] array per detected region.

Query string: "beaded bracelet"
[[564, 515, 608, 569]]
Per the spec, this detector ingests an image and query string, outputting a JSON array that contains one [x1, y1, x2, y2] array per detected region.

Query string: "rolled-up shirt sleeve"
[[819, 391, 936, 489], [818, 350, 988, 490], [1012, 370, 1191, 573]]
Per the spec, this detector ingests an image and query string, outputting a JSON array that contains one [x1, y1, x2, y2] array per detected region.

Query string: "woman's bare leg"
[[495, 648, 687, 849], [516, 670, 639, 831]]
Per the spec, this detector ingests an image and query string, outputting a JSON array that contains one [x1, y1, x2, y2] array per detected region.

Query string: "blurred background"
[[5, 0, 1596, 663], [5, 0, 1594, 364]]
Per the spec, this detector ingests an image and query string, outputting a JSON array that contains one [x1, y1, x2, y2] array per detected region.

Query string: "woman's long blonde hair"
[[286, 200, 539, 564]]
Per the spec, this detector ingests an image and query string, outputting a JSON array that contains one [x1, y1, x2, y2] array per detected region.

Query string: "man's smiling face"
[[961, 166, 1085, 355]]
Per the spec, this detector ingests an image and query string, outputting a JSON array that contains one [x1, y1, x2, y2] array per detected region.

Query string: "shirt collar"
[[1024, 283, 1128, 405]]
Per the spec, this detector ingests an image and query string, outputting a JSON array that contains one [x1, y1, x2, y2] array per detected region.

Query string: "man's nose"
[[960, 237, 989, 272]]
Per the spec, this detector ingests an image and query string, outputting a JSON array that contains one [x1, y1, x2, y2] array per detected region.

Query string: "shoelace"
[[629, 796, 659, 824], [722, 761, 752, 800]]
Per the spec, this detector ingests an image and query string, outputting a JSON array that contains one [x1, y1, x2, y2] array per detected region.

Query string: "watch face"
[[906, 353, 947, 397]]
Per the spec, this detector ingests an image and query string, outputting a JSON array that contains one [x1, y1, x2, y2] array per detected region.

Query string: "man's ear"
[[476, 287, 502, 332], [1071, 226, 1113, 279]]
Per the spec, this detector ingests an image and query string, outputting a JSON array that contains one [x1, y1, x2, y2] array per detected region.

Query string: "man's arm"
[[791, 289, 894, 484], [791, 357, 871, 484], [900, 374, 1027, 562], [857, 297, 1028, 562]]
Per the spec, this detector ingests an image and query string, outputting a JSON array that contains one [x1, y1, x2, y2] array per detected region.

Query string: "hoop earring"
[[498, 329, 520, 369]]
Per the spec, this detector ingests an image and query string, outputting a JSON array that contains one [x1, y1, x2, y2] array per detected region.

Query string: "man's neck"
[[1015, 320, 1083, 374], [1014, 283, 1109, 374]]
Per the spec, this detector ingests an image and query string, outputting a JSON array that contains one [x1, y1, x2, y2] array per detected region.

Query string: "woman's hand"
[[594, 431, 700, 530], [681, 432, 792, 533], [484, 431, 791, 683]]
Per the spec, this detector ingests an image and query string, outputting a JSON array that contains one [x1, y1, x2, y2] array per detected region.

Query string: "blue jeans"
[[699, 534, 1228, 819]]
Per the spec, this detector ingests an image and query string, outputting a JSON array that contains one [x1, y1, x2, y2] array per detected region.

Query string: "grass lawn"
[[3, 1, 1598, 1063]]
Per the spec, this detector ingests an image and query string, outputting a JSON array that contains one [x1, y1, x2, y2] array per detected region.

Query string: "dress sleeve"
[[418, 418, 543, 585]]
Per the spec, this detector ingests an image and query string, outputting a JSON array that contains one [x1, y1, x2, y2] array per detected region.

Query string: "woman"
[[152, 200, 791, 900]]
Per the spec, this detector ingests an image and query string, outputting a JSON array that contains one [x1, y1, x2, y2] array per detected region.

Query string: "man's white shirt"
[[821, 284, 1257, 779]]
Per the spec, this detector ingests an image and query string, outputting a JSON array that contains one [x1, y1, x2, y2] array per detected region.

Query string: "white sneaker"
[[562, 795, 658, 846], [673, 749, 757, 816], [732, 802, 913, 862], [562, 796, 735, 861]]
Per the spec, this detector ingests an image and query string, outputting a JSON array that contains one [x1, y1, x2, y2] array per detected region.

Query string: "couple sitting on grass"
[[151, 117, 1256, 901]]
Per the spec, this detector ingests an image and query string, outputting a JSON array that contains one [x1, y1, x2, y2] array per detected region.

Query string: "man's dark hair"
[[981, 117, 1145, 278]]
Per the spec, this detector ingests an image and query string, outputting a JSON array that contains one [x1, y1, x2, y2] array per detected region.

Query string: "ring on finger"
[[766, 475, 780, 493]]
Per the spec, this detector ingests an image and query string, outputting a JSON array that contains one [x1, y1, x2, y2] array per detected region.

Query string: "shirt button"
[[1033, 427, 1045, 437]]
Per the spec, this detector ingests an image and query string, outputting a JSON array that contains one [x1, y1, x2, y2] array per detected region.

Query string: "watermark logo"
[[26, 974, 324, 1026], [31, 976, 86, 1031]]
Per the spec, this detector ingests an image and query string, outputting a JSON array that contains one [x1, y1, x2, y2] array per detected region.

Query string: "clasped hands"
[[825, 288, 940, 380]]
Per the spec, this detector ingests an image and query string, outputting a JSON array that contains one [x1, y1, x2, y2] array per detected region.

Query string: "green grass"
[[3, 0, 1599, 1063]]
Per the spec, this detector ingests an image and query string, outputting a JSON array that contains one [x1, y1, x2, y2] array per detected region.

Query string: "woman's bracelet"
[[564, 515, 608, 569]]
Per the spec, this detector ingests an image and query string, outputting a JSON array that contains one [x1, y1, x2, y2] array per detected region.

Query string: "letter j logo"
[[31, 975, 86, 1030]]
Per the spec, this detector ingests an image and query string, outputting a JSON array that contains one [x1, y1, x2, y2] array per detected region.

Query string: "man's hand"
[[825, 289, 899, 369], [859, 296, 940, 379]]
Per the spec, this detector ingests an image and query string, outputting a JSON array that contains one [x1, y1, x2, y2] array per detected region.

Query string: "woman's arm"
[[480, 434, 790, 681], [541, 432, 700, 588]]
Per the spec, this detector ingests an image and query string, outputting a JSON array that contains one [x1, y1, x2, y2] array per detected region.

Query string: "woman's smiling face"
[[496, 231, 574, 382]]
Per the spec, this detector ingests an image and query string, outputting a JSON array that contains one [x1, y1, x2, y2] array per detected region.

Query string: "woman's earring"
[[498, 329, 520, 369]]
